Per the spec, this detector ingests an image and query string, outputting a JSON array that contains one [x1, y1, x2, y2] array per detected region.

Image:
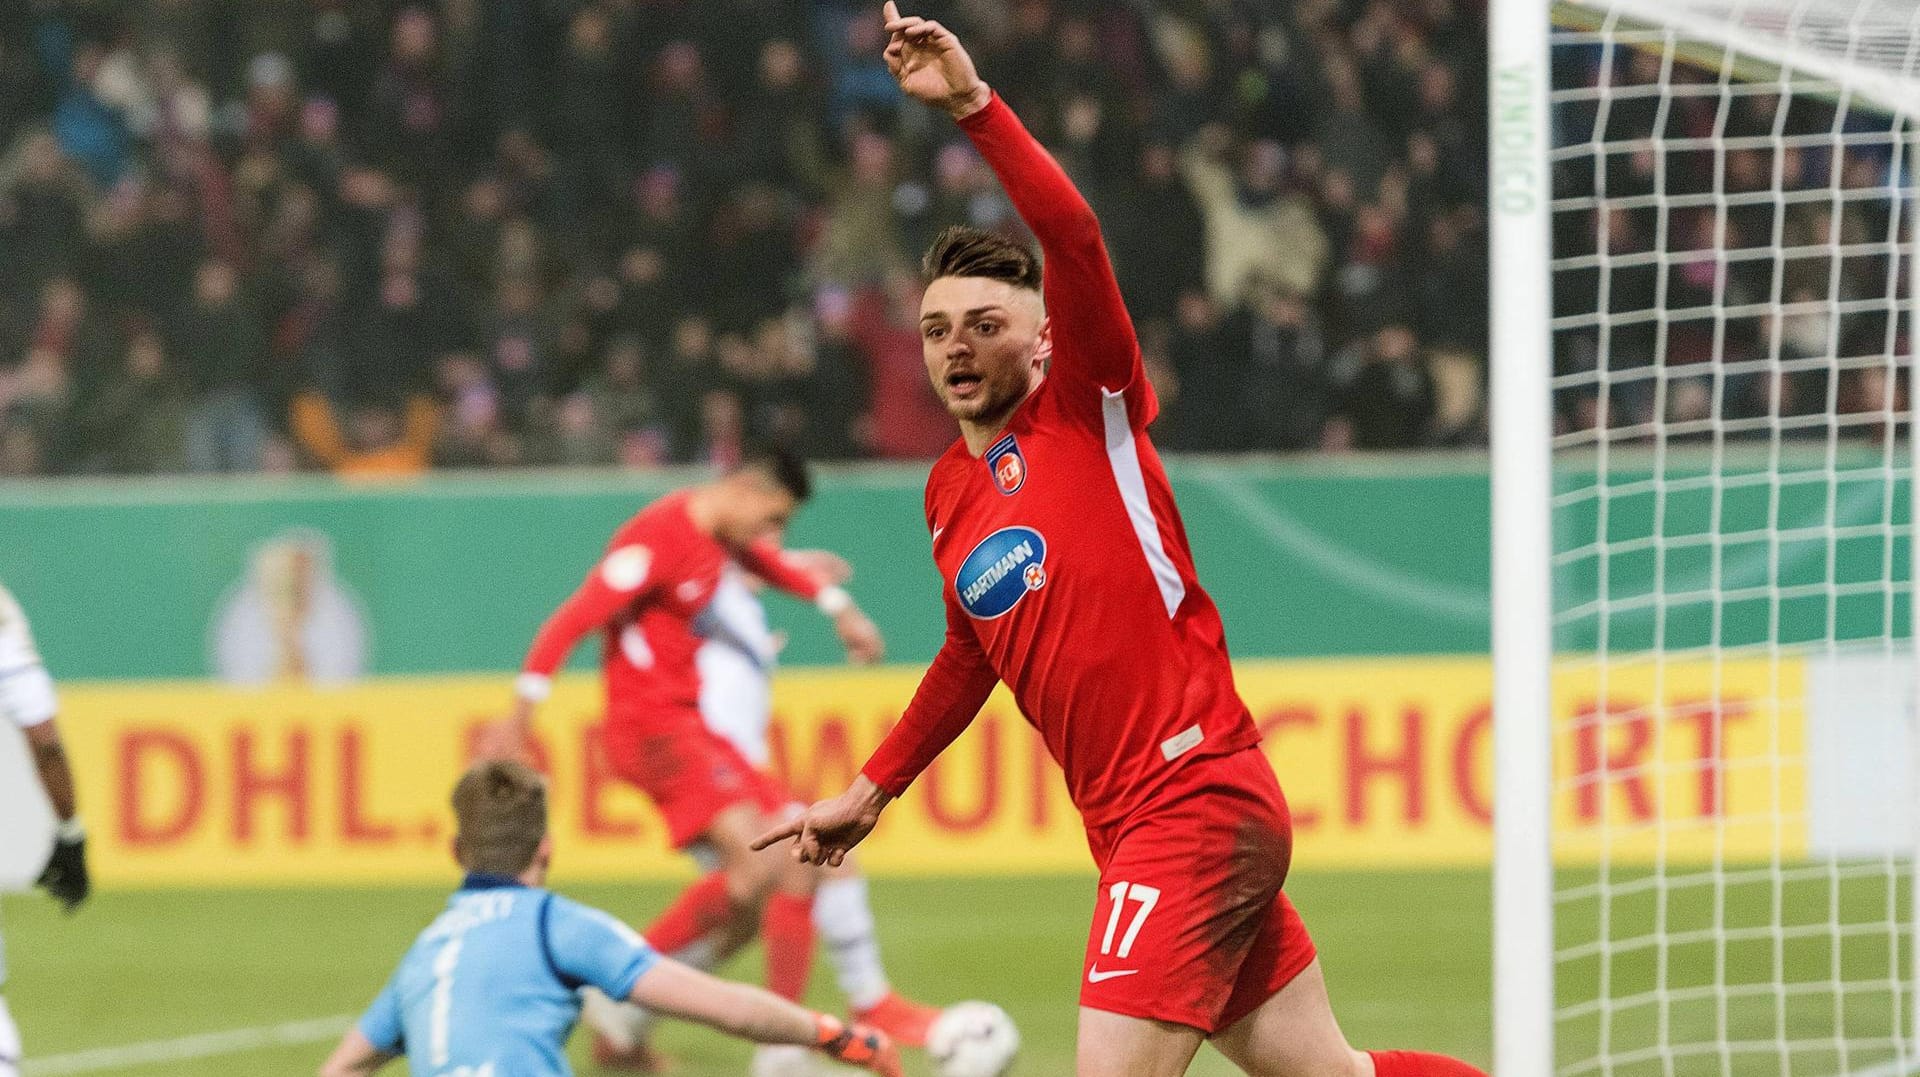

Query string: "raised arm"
[[959, 96, 1142, 394], [884, 4, 1146, 407]]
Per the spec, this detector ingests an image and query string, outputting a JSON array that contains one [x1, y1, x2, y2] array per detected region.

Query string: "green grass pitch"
[[3, 870, 1491, 1075]]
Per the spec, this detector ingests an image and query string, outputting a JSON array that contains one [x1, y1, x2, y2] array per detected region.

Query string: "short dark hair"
[[452, 760, 548, 876], [922, 226, 1042, 291], [737, 444, 812, 502]]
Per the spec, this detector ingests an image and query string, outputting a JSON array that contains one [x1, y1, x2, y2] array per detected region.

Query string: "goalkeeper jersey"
[[356, 875, 659, 1076]]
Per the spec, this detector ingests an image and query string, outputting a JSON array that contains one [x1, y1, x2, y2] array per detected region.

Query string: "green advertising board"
[[2, 449, 1904, 682], [0, 458, 1492, 680]]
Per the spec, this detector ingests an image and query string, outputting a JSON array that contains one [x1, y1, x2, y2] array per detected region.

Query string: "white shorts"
[[696, 646, 771, 767], [0, 666, 55, 730]]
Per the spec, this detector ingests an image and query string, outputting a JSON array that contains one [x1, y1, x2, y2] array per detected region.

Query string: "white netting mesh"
[[1547, 1, 1919, 1072]]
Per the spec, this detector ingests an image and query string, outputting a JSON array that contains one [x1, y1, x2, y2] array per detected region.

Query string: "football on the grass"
[[926, 1000, 1020, 1077]]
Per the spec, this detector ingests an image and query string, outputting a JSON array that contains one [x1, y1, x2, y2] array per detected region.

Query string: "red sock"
[[643, 872, 734, 954], [762, 891, 817, 1001], [1369, 1051, 1488, 1077]]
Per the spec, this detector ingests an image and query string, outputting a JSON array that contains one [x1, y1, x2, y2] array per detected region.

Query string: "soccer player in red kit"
[[756, 9, 1490, 1077], [491, 451, 895, 1051]]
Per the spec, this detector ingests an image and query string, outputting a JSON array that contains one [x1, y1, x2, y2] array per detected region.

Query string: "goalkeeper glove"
[[814, 1013, 901, 1077], [36, 818, 90, 913]]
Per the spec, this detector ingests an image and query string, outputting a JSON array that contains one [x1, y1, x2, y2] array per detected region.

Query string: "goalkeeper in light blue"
[[318, 760, 900, 1077]]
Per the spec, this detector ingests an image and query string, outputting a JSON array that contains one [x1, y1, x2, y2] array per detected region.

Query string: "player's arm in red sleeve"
[[958, 95, 1143, 397], [738, 539, 886, 665], [863, 594, 999, 794], [938, 83, 1152, 429], [738, 539, 826, 601], [753, 591, 997, 866], [487, 542, 657, 758]]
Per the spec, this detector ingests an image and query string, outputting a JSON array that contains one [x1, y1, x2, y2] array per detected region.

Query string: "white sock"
[[813, 876, 891, 1011], [581, 936, 724, 1048]]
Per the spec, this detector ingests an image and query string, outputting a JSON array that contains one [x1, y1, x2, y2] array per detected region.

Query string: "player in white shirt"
[[0, 583, 90, 1077], [587, 558, 939, 1074]]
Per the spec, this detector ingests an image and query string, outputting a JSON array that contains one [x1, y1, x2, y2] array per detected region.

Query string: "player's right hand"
[[882, 1, 990, 119], [814, 1014, 903, 1077], [36, 824, 89, 913], [752, 776, 890, 867]]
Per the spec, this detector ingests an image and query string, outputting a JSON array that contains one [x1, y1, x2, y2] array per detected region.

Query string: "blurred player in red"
[[757, 9, 1489, 1077], [579, 553, 945, 1073], [491, 450, 934, 1072]]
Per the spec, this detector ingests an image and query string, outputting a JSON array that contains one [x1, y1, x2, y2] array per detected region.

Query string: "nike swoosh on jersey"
[[931, 526, 946, 542], [1086, 967, 1139, 983]]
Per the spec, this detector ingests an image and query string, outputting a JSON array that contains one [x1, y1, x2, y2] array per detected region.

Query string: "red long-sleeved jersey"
[[518, 491, 824, 734], [861, 94, 1261, 828]]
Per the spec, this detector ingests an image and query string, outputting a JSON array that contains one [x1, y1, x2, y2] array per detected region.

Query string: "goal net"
[[1496, 0, 1920, 1073]]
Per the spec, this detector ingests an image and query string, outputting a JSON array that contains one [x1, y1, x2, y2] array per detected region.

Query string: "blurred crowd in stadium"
[[0, 0, 1489, 477], [1549, 46, 1914, 445]]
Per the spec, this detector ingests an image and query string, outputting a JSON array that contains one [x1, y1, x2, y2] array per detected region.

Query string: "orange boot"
[[854, 991, 943, 1048]]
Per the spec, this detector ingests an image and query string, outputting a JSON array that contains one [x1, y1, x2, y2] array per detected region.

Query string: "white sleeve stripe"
[[1102, 390, 1185, 619]]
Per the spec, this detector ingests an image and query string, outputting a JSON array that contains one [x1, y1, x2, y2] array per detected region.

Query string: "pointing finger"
[[750, 817, 803, 851]]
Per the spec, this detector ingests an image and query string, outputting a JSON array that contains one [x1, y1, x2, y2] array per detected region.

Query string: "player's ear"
[[1033, 315, 1053, 369]]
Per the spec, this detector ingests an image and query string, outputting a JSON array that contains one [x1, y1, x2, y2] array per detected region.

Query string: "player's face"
[[919, 276, 1048, 426], [718, 477, 798, 547]]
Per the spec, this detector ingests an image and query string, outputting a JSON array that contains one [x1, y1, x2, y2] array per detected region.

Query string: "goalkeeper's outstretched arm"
[[316, 1030, 397, 1077]]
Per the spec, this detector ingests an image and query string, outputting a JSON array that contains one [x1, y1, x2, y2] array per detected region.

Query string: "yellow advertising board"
[[57, 656, 1804, 887]]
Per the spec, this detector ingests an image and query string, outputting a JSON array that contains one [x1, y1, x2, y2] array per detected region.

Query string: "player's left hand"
[[833, 607, 886, 665], [883, 1, 990, 119], [752, 776, 890, 867], [815, 1014, 903, 1077], [36, 823, 89, 913]]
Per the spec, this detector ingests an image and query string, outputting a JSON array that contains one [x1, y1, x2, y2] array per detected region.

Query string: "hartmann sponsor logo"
[[964, 540, 1036, 605], [956, 527, 1048, 619]]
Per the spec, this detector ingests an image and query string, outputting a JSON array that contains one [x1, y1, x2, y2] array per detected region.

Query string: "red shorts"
[[1079, 747, 1316, 1034], [602, 718, 791, 849]]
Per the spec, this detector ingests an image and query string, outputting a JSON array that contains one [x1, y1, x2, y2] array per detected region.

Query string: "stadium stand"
[[0, 0, 1490, 476]]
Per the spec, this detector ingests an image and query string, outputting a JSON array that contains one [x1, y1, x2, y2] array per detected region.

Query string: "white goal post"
[[1492, 0, 1920, 1074]]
